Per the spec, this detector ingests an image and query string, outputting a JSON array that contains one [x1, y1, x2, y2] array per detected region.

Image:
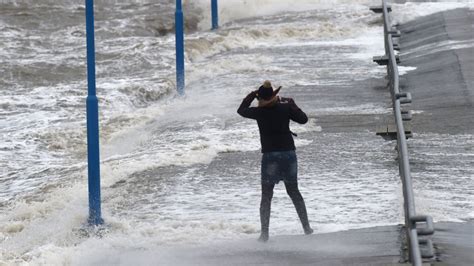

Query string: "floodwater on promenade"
[[0, 0, 472, 264]]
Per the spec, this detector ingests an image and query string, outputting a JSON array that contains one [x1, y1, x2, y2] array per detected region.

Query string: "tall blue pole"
[[211, 0, 218, 30], [175, 0, 185, 95], [85, 0, 103, 226]]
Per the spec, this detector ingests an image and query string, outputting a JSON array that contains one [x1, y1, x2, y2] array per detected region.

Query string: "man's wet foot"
[[304, 227, 314, 235], [258, 232, 269, 242]]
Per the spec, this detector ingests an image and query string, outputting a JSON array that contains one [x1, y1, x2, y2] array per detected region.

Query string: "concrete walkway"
[[171, 7, 474, 266], [432, 222, 474, 266], [94, 222, 471, 265], [177, 6, 474, 266], [93, 225, 403, 266], [398, 8, 474, 134], [183, 226, 403, 266], [98, 6, 473, 266], [397, 7, 474, 266], [117, 222, 470, 266]]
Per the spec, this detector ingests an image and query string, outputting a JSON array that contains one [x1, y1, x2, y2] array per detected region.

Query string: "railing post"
[[175, 0, 185, 95], [85, 0, 103, 226], [211, 0, 219, 30], [374, 1, 434, 265]]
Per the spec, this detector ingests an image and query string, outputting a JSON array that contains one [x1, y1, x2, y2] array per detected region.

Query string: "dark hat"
[[257, 80, 280, 100]]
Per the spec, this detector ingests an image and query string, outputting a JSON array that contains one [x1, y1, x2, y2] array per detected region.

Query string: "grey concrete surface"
[[90, 225, 403, 266], [173, 225, 403, 266], [432, 221, 474, 266], [398, 8, 474, 134], [180, 7, 474, 266], [105, 6, 473, 266], [396, 7, 474, 266]]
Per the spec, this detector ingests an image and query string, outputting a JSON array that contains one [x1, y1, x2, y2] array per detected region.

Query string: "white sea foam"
[[1, 1, 473, 264], [400, 39, 474, 59], [408, 133, 474, 222], [193, 0, 379, 30], [313, 103, 391, 115], [186, 2, 381, 61], [392, 1, 474, 25], [0, 131, 404, 265], [398, 66, 417, 76]]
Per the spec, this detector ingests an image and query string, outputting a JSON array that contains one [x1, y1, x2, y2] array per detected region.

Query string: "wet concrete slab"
[[105, 6, 473, 266], [396, 7, 474, 266], [93, 220, 471, 265], [398, 8, 474, 134], [83, 225, 403, 266], [432, 221, 474, 266], [167, 225, 403, 266], [168, 7, 474, 266]]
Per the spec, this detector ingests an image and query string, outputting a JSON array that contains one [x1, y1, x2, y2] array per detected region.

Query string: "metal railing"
[[372, 1, 435, 265]]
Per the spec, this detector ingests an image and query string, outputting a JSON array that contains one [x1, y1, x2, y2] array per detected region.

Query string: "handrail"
[[374, 1, 435, 265]]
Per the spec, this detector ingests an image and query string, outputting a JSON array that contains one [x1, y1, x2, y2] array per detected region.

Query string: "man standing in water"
[[237, 80, 313, 242]]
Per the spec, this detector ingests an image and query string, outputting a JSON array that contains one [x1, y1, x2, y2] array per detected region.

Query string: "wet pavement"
[[398, 8, 473, 134], [85, 225, 402, 266], [148, 6, 474, 266], [121, 7, 474, 266]]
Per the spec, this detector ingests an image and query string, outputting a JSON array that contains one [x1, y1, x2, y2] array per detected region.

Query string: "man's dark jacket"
[[237, 92, 308, 153]]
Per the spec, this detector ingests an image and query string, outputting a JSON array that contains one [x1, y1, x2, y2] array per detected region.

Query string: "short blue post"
[[175, 0, 185, 95], [85, 0, 103, 226], [211, 0, 218, 30]]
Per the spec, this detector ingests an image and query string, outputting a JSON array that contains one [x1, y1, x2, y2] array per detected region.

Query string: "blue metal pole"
[[211, 0, 218, 30], [175, 0, 185, 95], [85, 0, 103, 226]]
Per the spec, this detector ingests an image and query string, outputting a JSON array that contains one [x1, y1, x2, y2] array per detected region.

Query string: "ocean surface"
[[1, 0, 473, 264]]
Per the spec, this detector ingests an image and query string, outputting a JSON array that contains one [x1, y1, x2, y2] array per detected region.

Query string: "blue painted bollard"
[[175, 0, 185, 95], [211, 0, 218, 30], [85, 0, 103, 225]]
